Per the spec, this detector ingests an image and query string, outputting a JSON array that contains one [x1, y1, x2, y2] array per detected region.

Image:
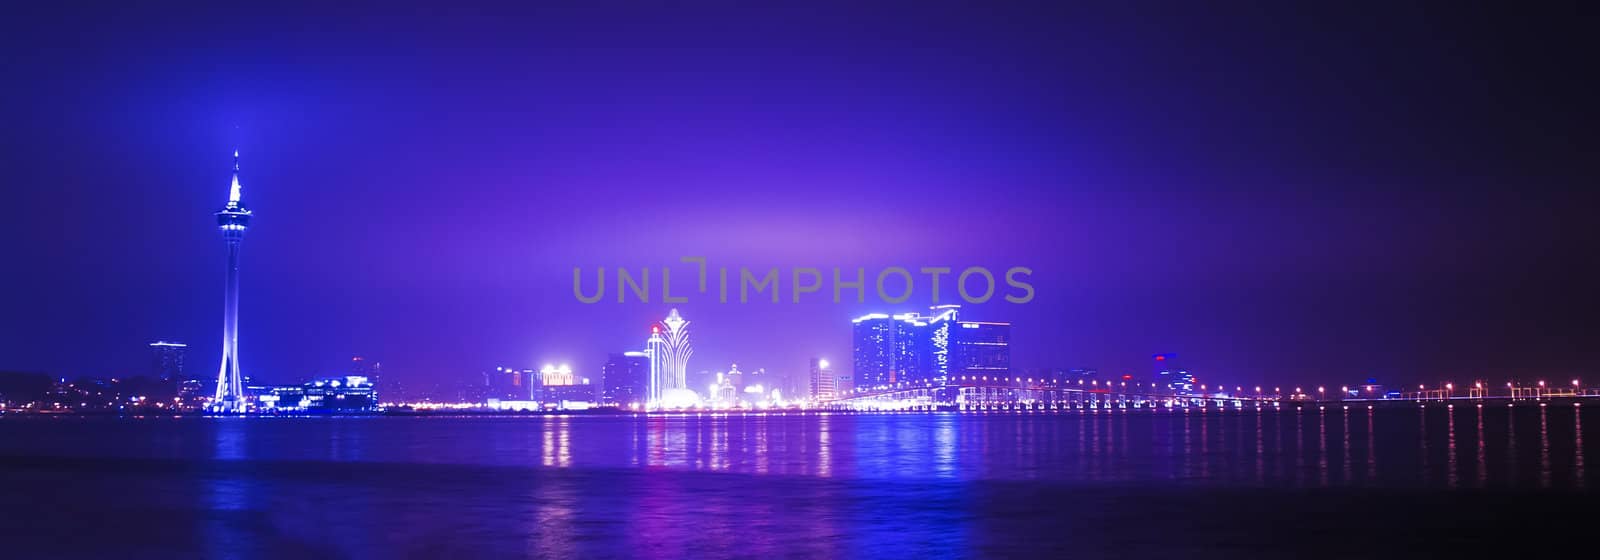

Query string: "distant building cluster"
[[840, 305, 1010, 401], [256, 375, 378, 412]]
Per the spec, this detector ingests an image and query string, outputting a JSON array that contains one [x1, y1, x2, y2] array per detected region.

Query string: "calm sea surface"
[[2, 406, 1596, 558]]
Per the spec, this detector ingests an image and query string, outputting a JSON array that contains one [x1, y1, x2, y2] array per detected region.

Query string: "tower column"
[[211, 151, 252, 413]]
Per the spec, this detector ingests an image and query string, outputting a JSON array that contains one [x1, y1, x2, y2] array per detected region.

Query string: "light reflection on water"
[[2, 407, 1597, 558], [5, 407, 1590, 488]]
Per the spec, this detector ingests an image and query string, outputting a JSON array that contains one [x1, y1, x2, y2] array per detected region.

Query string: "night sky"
[[1, 2, 1594, 391]]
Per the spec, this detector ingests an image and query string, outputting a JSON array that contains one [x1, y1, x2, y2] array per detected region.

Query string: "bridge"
[[820, 376, 1274, 412], [818, 378, 1600, 412]]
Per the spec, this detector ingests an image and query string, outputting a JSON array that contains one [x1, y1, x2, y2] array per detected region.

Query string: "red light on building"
[[1154, 355, 1165, 361], [1121, 374, 1133, 380]]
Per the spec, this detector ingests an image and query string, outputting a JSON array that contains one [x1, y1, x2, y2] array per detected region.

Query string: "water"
[[1, 405, 1595, 558]]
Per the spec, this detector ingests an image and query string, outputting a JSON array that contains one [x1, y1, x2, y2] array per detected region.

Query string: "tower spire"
[[227, 150, 243, 206]]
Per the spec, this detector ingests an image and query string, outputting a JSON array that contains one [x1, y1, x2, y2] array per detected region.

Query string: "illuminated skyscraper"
[[1153, 354, 1194, 395], [851, 312, 935, 388], [487, 366, 534, 401], [951, 319, 1010, 377], [809, 358, 836, 401], [212, 151, 251, 413], [646, 308, 693, 408], [540, 364, 575, 386], [851, 314, 895, 388], [601, 352, 650, 407], [535, 363, 594, 405], [848, 305, 1009, 401], [350, 356, 382, 399], [148, 340, 187, 383], [646, 327, 666, 404]]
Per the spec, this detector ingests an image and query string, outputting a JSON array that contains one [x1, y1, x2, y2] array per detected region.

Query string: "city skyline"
[[2, 3, 1595, 392], [0, 140, 1587, 398], [5, 5, 1598, 558], [6, 144, 1593, 393]]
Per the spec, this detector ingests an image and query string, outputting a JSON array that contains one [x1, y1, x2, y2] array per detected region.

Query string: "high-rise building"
[[350, 356, 382, 399], [851, 314, 895, 388], [1153, 353, 1194, 395], [646, 308, 693, 408], [809, 358, 836, 401], [848, 305, 1010, 393], [704, 363, 748, 406], [540, 363, 575, 386], [533, 363, 594, 405], [851, 312, 937, 389], [486, 366, 534, 401], [925, 304, 960, 384], [742, 367, 774, 402], [149, 341, 187, 383], [892, 314, 930, 383], [725, 363, 743, 393], [952, 319, 1010, 377], [212, 151, 252, 413], [601, 351, 650, 407]]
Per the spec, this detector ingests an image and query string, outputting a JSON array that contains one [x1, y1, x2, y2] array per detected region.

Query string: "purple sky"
[[1, 3, 1594, 390]]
